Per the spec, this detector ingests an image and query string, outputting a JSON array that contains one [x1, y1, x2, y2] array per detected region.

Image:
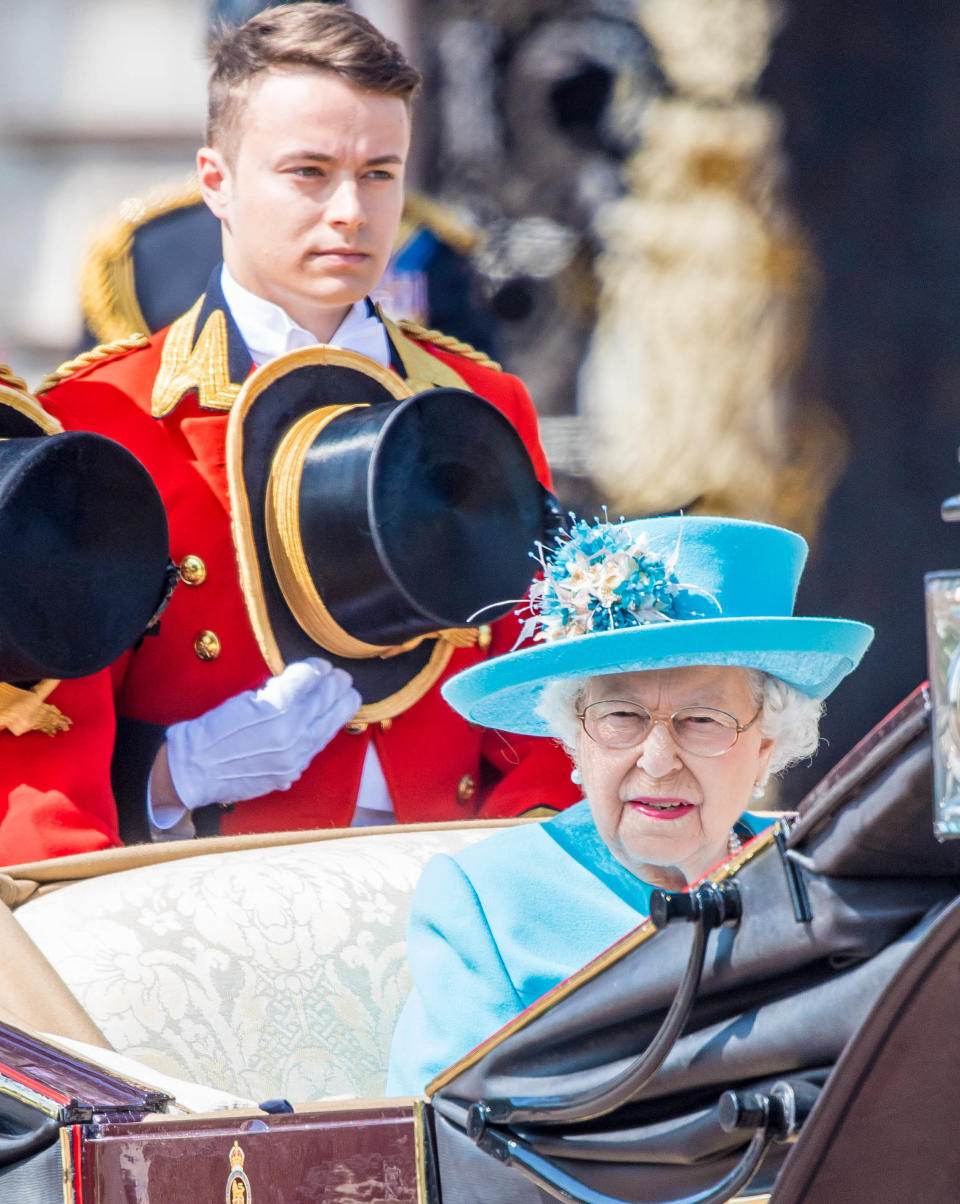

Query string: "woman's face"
[[575, 665, 774, 890]]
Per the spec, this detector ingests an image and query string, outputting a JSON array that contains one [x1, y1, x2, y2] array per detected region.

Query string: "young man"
[[39, 4, 578, 840]]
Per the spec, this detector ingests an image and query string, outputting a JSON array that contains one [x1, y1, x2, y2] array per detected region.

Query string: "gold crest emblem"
[[226, 1140, 251, 1204]]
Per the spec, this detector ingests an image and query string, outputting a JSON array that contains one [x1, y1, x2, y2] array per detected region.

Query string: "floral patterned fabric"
[[15, 826, 494, 1103]]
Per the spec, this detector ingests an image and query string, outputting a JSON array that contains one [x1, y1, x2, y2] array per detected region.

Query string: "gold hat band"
[[265, 404, 478, 662]]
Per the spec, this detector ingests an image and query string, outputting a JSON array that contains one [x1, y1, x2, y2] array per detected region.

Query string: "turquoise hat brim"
[[442, 616, 874, 736]]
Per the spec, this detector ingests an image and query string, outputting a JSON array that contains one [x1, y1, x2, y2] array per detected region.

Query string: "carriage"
[[1, 671, 959, 1203]]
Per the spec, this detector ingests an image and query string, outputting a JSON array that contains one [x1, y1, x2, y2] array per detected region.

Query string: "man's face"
[[200, 67, 410, 336]]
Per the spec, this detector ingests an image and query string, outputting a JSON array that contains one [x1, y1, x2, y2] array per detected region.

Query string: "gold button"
[[179, 554, 207, 586], [345, 721, 369, 734], [456, 773, 477, 804], [379, 718, 392, 732], [193, 630, 221, 661], [478, 624, 492, 650]]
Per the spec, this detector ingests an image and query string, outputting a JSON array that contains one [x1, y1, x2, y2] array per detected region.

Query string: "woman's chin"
[[616, 828, 725, 887], [615, 836, 687, 880], [619, 802, 699, 851]]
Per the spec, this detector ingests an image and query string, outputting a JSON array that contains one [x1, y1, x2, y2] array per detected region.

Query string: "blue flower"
[[518, 517, 699, 644]]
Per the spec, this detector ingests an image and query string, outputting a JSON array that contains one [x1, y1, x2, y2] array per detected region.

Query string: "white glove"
[[164, 657, 361, 811]]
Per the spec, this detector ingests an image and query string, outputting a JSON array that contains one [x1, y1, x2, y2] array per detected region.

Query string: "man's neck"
[[220, 265, 389, 370], [220, 264, 353, 344], [281, 300, 353, 345]]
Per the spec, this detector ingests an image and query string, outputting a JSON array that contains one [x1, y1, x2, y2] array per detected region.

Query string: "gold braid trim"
[[82, 209, 146, 344], [266, 404, 481, 663], [396, 319, 502, 372], [0, 384, 62, 434], [0, 364, 29, 395], [151, 300, 238, 416], [0, 681, 71, 736], [82, 175, 202, 343], [35, 334, 150, 396]]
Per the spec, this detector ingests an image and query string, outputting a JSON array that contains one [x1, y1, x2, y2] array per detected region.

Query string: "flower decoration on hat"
[[519, 516, 720, 645]]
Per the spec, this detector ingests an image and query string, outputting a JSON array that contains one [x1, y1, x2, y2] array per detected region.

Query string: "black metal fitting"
[[650, 879, 741, 931]]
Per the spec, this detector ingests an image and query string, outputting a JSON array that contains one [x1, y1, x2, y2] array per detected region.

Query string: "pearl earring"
[[751, 781, 766, 800], [570, 766, 583, 786]]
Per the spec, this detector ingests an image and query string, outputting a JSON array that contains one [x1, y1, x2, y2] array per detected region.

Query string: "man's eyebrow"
[[279, 151, 404, 166]]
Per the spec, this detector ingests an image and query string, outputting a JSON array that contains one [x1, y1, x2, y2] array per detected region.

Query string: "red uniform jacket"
[[26, 293, 579, 845], [0, 671, 121, 863]]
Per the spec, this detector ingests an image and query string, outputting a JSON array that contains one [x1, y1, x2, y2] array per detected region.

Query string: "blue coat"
[[386, 800, 767, 1096]]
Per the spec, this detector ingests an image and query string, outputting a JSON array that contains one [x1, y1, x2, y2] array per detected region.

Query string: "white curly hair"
[[535, 667, 823, 781]]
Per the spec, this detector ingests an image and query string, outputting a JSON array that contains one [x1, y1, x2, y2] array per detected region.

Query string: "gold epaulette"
[[396, 320, 501, 372], [35, 334, 150, 396], [0, 364, 29, 394]]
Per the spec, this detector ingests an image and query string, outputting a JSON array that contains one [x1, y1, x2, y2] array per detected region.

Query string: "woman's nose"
[[635, 719, 682, 777]]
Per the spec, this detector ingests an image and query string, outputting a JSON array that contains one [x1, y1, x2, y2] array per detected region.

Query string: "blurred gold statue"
[[581, 0, 845, 541]]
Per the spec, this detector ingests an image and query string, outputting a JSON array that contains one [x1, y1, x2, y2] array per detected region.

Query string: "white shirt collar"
[[220, 265, 392, 369]]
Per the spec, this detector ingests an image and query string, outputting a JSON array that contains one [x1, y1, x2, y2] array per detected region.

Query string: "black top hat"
[[0, 385, 173, 682], [228, 346, 555, 722]]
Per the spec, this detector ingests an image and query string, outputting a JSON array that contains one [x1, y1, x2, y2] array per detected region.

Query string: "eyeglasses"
[[577, 699, 763, 757]]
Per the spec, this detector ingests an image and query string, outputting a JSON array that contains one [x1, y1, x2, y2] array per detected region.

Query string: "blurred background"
[[0, 0, 957, 801]]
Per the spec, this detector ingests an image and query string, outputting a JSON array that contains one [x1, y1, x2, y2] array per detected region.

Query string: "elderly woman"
[[385, 515, 873, 1096]]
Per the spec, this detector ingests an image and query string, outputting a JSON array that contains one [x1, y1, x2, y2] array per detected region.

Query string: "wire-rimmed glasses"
[[577, 699, 762, 757]]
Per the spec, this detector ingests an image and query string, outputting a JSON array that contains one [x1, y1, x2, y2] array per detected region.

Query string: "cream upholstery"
[[14, 825, 494, 1103]]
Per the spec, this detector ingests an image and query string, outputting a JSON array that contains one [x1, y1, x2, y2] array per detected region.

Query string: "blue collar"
[[542, 800, 767, 913]]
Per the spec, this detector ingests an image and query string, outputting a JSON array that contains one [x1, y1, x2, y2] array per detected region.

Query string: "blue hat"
[[441, 515, 874, 735]]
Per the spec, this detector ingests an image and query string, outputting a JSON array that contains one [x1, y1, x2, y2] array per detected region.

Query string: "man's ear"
[[197, 146, 232, 221]]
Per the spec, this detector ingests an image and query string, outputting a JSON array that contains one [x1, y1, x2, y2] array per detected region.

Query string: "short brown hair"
[[207, 2, 422, 158]]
